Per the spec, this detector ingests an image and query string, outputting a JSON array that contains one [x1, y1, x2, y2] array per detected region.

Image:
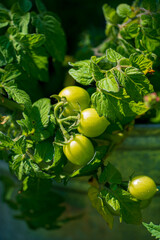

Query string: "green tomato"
[[59, 86, 90, 116], [128, 175, 157, 200], [63, 134, 94, 166], [78, 108, 110, 137]]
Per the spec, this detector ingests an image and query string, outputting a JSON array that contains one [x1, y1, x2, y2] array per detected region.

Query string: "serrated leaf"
[[99, 162, 122, 184], [31, 98, 51, 128], [118, 39, 137, 57], [0, 131, 13, 148], [19, 0, 32, 13], [3, 81, 32, 113], [10, 154, 31, 180], [97, 71, 120, 93], [1, 64, 22, 82], [129, 101, 148, 115], [15, 33, 45, 49], [32, 13, 66, 61], [91, 91, 136, 123], [120, 23, 140, 39], [100, 189, 121, 216], [13, 136, 26, 154], [90, 56, 105, 81], [88, 187, 114, 229], [69, 60, 93, 85], [0, 37, 15, 67], [0, 9, 10, 29], [113, 188, 142, 224], [116, 4, 131, 18], [34, 140, 54, 164], [19, 46, 49, 82], [106, 48, 123, 63], [129, 53, 153, 74], [12, 12, 30, 34], [103, 4, 121, 24], [143, 222, 160, 239], [124, 67, 154, 100]]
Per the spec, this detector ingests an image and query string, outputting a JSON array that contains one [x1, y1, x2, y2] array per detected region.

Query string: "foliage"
[[143, 222, 160, 239], [0, 0, 160, 232]]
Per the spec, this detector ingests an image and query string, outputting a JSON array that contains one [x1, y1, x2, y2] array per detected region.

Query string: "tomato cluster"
[[57, 86, 110, 166]]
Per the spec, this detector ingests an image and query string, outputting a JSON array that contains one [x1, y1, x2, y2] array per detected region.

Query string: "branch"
[[0, 94, 24, 112]]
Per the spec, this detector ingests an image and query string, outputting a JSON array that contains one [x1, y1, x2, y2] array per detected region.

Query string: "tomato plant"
[[63, 134, 94, 166], [78, 108, 110, 137], [59, 86, 90, 116], [0, 0, 160, 234], [128, 175, 157, 200]]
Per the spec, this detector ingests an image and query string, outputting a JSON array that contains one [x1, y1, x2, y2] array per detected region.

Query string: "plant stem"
[[0, 95, 24, 112]]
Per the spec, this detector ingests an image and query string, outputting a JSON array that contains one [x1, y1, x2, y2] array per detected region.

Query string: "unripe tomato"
[[59, 86, 90, 116], [63, 134, 94, 166], [128, 175, 157, 200], [78, 108, 110, 138]]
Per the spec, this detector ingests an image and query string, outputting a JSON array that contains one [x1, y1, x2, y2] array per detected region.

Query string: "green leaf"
[[19, 46, 49, 82], [1, 64, 22, 82], [118, 39, 137, 57], [91, 90, 136, 123], [0, 9, 10, 29], [69, 60, 93, 85], [120, 23, 140, 39], [13, 136, 26, 154], [10, 154, 31, 180], [96, 71, 120, 93], [90, 56, 105, 81], [8, 30, 49, 82], [31, 98, 51, 128], [103, 4, 122, 24], [129, 53, 153, 74], [124, 67, 154, 100], [0, 37, 15, 67], [106, 48, 123, 63], [143, 222, 160, 239], [32, 13, 66, 61], [17, 99, 52, 142], [19, 0, 32, 13], [3, 81, 32, 113], [0, 131, 13, 148], [99, 162, 122, 184], [34, 140, 54, 164], [15, 33, 45, 49], [113, 188, 142, 224], [140, 15, 152, 28], [12, 11, 30, 34], [116, 4, 132, 18], [129, 101, 148, 116], [100, 189, 121, 216], [88, 187, 114, 229]]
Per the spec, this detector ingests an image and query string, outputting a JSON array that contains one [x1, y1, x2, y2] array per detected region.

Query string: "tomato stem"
[[54, 101, 71, 141]]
